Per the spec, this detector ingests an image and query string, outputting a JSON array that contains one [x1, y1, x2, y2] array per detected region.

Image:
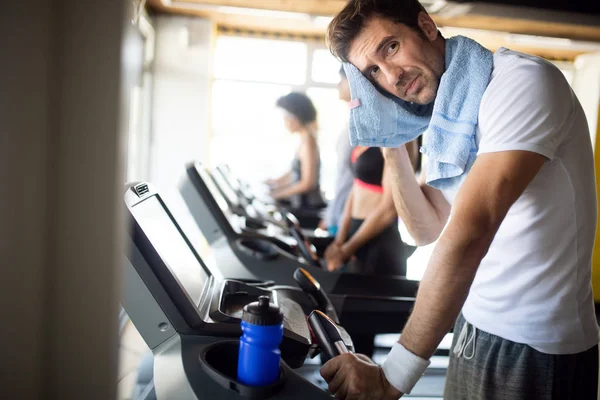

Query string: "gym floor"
[[118, 321, 150, 400]]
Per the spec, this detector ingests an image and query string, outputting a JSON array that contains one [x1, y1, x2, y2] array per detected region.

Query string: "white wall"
[[150, 16, 214, 193]]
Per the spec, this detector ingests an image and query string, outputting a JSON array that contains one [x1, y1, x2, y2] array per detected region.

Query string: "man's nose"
[[381, 63, 403, 87]]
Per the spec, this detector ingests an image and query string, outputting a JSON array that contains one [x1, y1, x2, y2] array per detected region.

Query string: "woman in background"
[[267, 92, 325, 210], [323, 141, 419, 358], [324, 143, 418, 277]]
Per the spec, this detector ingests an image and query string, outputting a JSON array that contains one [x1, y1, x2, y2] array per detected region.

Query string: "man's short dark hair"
[[276, 92, 317, 125], [327, 0, 427, 62]]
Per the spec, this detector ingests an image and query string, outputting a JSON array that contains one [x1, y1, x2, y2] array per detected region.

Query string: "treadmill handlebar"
[[280, 210, 300, 228], [294, 267, 321, 291], [308, 310, 351, 362], [287, 223, 321, 268], [293, 268, 340, 324]]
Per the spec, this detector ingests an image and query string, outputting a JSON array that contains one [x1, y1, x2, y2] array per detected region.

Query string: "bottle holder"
[[199, 340, 286, 399]]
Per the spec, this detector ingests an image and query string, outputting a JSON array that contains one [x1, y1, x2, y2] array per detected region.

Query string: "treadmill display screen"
[[197, 166, 230, 215], [132, 196, 208, 307], [211, 170, 241, 208]]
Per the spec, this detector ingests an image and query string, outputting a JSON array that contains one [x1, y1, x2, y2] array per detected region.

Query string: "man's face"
[[347, 14, 445, 105]]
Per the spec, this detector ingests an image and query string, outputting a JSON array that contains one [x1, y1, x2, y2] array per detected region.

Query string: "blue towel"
[[343, 36, 493, 190]]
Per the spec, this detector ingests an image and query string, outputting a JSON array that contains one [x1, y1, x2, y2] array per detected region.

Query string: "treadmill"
[[209, 164, 333, 256], [179, 161, 420, 300], [214, 163, 326, 230], [121, 182, 445, 398], [211, 164, 282, 227], [206, 162, 295, 244]]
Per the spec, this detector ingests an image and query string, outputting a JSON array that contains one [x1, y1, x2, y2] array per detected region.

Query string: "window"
[[125, 15, 154, 182], [312, 49, 343, 84], [210, 80, 295, 181], [213, 36, 307, 85], [210, 35, 347, 194]]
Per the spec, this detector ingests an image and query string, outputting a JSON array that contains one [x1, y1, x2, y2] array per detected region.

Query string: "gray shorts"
[[444, 313, 599, 400]]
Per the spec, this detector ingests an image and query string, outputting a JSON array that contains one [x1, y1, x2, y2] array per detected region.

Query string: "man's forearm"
[[399, 218, 496, 359], [383, 147, 450, 245]]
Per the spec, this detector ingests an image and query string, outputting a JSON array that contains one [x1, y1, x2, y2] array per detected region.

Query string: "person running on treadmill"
[[267, 92, 326, 210]]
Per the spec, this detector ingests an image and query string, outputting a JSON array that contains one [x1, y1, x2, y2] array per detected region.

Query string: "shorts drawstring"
[[453, 319, 477, 360]]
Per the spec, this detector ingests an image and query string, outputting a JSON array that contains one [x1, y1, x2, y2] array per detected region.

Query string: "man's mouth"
[[404, 76, 419, 97]]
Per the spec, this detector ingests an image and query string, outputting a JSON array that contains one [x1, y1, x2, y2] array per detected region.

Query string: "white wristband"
[[381, 342, 431, 395]]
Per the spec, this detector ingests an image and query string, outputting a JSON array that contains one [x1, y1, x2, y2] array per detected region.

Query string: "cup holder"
[[235, 238, 280, 261], [199, 340, 286, 399]]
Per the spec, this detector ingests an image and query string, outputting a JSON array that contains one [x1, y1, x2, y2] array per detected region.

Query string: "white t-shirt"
[[440, 48, 599, 355]]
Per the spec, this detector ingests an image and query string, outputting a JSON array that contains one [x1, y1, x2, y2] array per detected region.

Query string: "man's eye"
[[386, 42, 398, 56], [369, 66, 379, 78]]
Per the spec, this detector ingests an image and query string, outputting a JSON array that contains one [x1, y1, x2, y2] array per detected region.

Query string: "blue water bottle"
[[237, 295, 284, 386]]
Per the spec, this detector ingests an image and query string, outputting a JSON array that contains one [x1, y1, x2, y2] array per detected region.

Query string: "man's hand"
[[320, 353, 403, 400], [323, 242, 347, 271]]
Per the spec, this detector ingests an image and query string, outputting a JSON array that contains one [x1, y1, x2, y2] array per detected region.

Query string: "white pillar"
[[0, 0, 129, 398]]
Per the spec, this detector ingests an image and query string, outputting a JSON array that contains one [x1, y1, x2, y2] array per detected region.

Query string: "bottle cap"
[[242, 295, 283, 326]]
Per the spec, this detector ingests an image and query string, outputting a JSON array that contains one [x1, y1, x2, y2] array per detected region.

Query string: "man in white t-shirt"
[[320, 1, 599, 399]]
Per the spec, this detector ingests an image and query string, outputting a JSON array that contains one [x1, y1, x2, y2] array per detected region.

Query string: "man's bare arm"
[[383, 146, 451, 245], [399, 150, 546, 359]]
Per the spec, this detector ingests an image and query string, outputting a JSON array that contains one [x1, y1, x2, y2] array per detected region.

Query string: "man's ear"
[[417, 11, 438, 42]]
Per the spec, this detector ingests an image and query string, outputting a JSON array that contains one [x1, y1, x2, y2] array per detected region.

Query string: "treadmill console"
[[124, 183, 311, 367], [180, 162, 306, 262]]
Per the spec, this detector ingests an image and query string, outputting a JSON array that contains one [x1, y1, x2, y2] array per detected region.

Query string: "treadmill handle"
[[308, 310, 350, 361], [293, 268, 340, 324], [280, 211, 322, 268]]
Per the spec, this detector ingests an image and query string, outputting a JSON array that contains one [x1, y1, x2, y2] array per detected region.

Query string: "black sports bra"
[[351, 147, 384, 192]]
